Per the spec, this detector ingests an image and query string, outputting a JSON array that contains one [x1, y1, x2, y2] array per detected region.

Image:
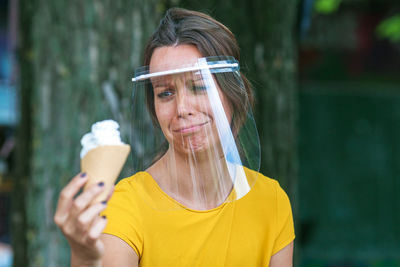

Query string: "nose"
[[176, 85, 193, 118]]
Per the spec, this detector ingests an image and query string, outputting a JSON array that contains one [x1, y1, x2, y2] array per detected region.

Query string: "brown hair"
[[143, 7, 253, 134]]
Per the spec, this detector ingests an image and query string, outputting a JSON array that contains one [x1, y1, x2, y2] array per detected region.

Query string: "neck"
[[151, 146, 233, 210]]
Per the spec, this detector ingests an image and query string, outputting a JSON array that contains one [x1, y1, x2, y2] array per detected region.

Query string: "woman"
[[54, 8, 294, 267]]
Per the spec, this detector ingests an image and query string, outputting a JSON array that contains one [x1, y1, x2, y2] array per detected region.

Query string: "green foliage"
[[376, 14, 400, 42], [314, 0, 341, 14]]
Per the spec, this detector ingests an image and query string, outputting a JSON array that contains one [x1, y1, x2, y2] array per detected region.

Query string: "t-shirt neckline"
[[140, 171, 233, 213]]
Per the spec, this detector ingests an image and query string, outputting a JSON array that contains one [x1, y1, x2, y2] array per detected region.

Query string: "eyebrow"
[[152, 81, 170, 88], [151, 76, 203, 88], [150, 77, 171, 88]]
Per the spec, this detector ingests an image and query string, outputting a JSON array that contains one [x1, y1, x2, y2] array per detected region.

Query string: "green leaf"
[[376, 15, 400, 42], [314, 0, 341, 14]]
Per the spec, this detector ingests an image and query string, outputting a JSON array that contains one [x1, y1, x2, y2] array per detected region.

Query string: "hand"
[[54, 173, 108, 265]]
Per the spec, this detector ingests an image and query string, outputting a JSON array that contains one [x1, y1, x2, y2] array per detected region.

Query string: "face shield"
[[131, 56, 260, 211]]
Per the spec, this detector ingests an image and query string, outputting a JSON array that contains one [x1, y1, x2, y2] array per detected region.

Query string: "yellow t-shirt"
[[102, 169, 295, 266]]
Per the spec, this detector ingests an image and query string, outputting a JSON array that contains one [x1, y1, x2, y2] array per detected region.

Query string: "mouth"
[[173, 121, 210, 134]]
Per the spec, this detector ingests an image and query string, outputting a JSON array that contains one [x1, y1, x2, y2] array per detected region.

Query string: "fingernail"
[[98, 181, 104, 187], [80, 173, 87, 178], [102, 215, 107, 219], [101, 200, 107, 205]]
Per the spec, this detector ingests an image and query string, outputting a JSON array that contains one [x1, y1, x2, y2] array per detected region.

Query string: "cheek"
[[196, 97, 213, 114], [155, 103, 173, 127]]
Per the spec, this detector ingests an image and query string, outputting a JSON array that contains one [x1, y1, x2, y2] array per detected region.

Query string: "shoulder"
[[110, 171, 161, 209], [102, 172, 153, 226], [115, 171, 152, 191], [105, 171, 153, 209], [244, 168, 282, 193], [102, 173, 147, 260], [243, 168, 291, 206]]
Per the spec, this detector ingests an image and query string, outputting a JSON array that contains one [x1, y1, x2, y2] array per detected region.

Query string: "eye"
[[156, 89, 174, 99]]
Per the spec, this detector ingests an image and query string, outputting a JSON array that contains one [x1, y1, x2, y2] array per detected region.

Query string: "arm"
[[54, 173, 106, 267], [54, 173, 139, 267], [269, 241, 294, 267], [101, 234, 139, 267], [270, 181, 295, 267]]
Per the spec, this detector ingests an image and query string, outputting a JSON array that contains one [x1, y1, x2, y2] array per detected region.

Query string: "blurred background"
[[0, 0, 399, 266]]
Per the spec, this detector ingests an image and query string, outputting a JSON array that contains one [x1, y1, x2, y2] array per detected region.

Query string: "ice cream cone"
[[81, 144, 130, 203]]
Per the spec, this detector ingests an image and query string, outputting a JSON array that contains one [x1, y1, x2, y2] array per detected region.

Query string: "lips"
[[173, 121, 209, 134]]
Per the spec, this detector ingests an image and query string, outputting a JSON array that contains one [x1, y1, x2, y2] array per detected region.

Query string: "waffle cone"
[[81, 144, 130, 203]]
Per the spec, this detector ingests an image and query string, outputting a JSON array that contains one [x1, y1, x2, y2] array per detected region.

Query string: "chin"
[[176, 141, 208, 154], [176, 137, 221, 157]]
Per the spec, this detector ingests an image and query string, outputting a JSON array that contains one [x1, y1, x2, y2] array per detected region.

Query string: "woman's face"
[[149, 44, 233, 155]]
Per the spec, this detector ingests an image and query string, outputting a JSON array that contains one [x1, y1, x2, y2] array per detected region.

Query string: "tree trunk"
[[251, 0, 299, 199], [14, 0, 160, 266], [12, 0, 35, 266]]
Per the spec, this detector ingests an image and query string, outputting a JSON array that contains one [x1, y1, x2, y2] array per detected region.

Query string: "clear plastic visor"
[[131, 57, 260, 211]]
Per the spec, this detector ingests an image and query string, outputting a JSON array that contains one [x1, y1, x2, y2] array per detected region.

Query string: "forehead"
[[150, 71, 203, 85], [149, 44, 203, 73]]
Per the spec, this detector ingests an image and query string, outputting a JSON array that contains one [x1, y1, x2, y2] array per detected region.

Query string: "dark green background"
[[298, 82, 400, 265]]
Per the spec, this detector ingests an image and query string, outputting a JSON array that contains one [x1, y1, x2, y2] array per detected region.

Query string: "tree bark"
[[12, 0, 35, 266], [251, 0, 299, 199], [15, 0, 160, 266]]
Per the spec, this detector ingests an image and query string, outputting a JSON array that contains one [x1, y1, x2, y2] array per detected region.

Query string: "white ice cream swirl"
[[80, 120, 125, 159]]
